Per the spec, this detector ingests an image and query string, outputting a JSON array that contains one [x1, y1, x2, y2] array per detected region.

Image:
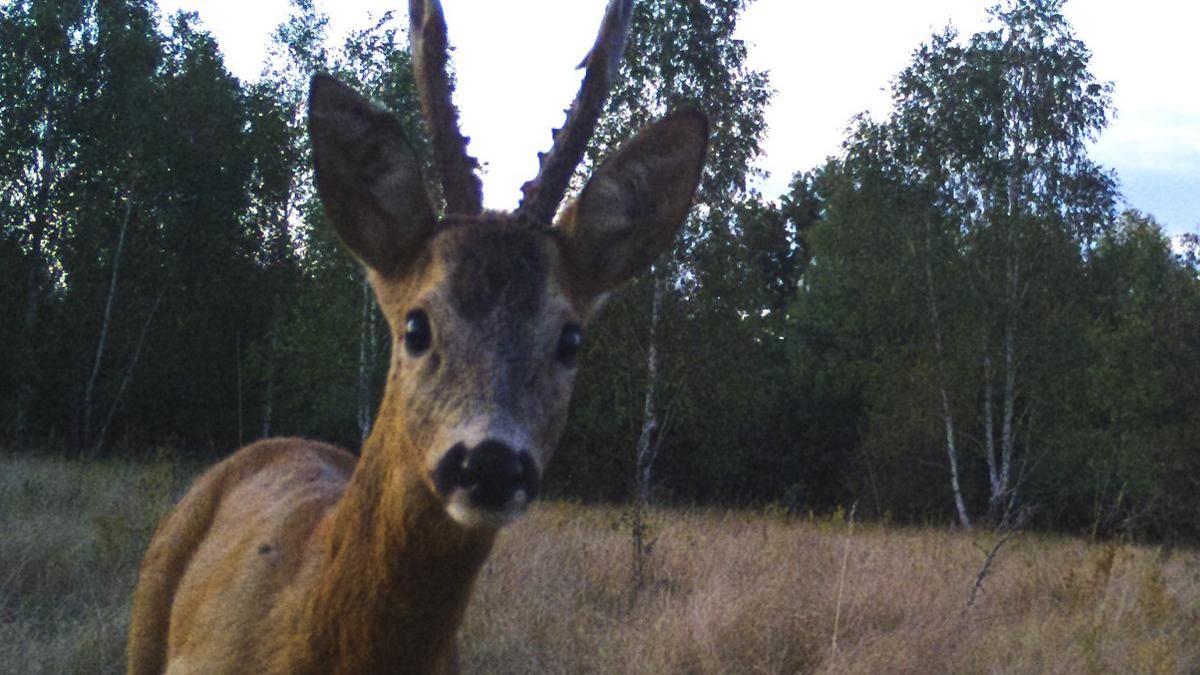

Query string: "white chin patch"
[[445, 490, 530, 529]]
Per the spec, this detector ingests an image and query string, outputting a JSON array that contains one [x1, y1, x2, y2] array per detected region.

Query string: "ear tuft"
[[559, 109, 708, 306], [309, 74, 436, 276]]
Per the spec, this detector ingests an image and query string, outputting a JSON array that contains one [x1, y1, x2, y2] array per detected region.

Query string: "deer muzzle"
[[433, 439, 540, 527]]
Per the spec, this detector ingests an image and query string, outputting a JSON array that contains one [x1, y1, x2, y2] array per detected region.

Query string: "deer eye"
[[404, 310, 432, 356], [557, 323, 583, 367]]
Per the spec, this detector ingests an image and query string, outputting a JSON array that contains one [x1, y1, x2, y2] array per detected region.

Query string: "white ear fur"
[[308, 74, 436, 276], [559, 109, 708, 306]]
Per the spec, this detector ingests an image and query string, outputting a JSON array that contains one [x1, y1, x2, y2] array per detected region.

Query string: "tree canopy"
[[2, 0, 1197, 543]]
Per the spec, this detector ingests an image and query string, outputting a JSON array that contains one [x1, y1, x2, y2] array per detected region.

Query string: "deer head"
[[307, 0, 707, 529]]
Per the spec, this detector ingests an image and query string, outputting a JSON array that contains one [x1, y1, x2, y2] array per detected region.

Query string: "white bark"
[[993, 172, 1022, 524], [635, 271, 664, 504], [93, 289, 164, 455], [983, 345, 999, 495], [923, 241, 972, 529], [356, 276, 375, 443], [83, 183, 134, 448], [997, 251, 1019, 519]]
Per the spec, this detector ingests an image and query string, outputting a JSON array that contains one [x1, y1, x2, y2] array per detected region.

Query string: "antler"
[[409, 0, 483, 215], [514, 0, 634, 226]]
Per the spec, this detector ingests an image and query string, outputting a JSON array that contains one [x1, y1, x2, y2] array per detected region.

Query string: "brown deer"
[[125, 0, 706, 673]]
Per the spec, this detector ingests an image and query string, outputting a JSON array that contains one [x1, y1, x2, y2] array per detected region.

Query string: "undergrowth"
[[2, 453, 1196, 674]]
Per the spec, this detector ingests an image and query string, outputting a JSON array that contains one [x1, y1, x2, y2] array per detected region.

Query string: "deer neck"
[[299, 417, 495, 673]]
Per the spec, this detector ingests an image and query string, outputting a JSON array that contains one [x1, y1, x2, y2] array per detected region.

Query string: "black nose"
[[433, 440, 540, 510]]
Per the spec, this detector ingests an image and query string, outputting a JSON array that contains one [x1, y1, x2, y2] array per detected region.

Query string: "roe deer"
[[126, 0, 706, 672]]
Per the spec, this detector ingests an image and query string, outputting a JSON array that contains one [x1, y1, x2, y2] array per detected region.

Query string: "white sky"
[[159, 0, 1199, 236]]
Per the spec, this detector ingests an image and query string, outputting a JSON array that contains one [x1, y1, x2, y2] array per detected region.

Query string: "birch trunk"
[[630, 271, 665, 598], [83, 183, 135, 450], [93, 289, 164, 455], [922, 238, 972, 529], [992, 172, 1022, 525], [356, 276, 376, 443], [997, 252, 1019, 521], [635, 271, 664, 504], [983, 345, 999, 496]]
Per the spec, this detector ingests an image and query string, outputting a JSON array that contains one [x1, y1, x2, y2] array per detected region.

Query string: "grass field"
[[1, 452, 1197, 674]]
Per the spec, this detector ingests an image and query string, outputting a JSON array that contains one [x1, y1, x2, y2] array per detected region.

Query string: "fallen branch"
[[831, 501, 858, 653], [966, 506, 1034, 609]]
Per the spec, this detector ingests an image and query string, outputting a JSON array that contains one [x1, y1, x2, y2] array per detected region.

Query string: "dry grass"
[[466, 505, 1200, 674], [2, 453, 1197, 674], [0, 451, 186, 674]]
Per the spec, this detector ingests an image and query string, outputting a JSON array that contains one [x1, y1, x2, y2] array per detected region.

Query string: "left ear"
[[308, 73, 437, 277], [557, 109, 708, 312]]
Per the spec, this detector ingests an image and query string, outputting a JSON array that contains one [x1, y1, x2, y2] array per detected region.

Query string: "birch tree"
[[575, 0, 769, 502], [805, 0, 1116, 528], [894, 0, 1114, 526], [249, 9, 424, 446], [74, 0, 163, 451]]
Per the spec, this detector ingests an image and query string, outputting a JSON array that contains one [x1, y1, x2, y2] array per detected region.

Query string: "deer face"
[[309, 74, 706, 528], [370, 221, 579, 527]]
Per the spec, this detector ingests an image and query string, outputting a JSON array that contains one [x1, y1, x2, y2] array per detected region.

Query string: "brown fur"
[[126, 75, 707, 674], [127, 434, 491, 674]]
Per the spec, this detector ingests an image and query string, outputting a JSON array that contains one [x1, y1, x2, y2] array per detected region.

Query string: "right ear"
[[557, 109, 708, 314], [308, 73, 436, 276]]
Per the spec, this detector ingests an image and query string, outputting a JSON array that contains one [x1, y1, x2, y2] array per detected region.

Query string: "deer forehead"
[[441, 223, 553, 321], [379, 220, 574, 330]]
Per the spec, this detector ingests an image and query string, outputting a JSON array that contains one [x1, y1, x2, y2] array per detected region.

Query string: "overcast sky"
[[159, 0, 1199, 238]]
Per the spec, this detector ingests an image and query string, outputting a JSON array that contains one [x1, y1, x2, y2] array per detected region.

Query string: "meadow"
[[1, 452, 1196, 674]]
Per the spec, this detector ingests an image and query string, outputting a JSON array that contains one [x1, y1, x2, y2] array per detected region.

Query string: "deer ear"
[[309, 73, 436, 276], [558, 109, 708, 311]]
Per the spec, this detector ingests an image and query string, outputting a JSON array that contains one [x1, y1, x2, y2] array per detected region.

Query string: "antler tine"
[[515, 0, 634, 226], [409, 0, 483, 215]]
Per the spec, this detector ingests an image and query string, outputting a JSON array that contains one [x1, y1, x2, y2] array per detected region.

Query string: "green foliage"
[[798, 0, 1119, 523], [0, 0, 412, 454], [1052, 212, 1200, 539], [790, 0, 1200, 539], [2, 0, 1198, 544], [554, 0, 777, 503]]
